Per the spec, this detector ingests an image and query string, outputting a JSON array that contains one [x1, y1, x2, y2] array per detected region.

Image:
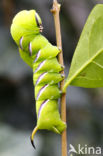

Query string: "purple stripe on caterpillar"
[[29, 42, 32, 56], [34, 60, 45, 73], [36, 72, 47, 85], [35, 13, 40, 27], [36, 84, 48, 100], [19, 37, 23, 49], [34, 50, 41, 63], [38, 100, 49, 118]]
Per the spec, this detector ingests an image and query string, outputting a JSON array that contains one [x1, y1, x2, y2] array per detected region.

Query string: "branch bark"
[[51, 1, 67, 156]]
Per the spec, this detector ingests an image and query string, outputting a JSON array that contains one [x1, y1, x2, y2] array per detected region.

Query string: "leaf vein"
[[76, 76, 103, 81], [92, 61, 103, 69]]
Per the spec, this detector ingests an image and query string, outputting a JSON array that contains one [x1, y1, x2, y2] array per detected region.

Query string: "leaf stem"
[[51, 1, 67, 156]]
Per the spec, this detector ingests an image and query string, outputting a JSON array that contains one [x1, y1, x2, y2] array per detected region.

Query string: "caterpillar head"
[[10, 10, 43, 45]]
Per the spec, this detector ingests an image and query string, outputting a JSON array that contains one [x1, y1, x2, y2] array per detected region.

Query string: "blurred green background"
[[0, 0, 103, 155]]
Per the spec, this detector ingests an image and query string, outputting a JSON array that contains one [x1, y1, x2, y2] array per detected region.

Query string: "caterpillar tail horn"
[[30, 126, 38, 149]]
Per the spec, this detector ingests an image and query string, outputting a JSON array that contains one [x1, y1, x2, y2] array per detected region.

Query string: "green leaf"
[[63, 4, 103, 93]]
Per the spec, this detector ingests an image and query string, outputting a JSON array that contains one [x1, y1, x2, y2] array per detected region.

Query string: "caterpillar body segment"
[[33, 72, 64, 85], [10, 10, 66, 148], [36, 100, 66, 132], [33, 58, 64, 73]]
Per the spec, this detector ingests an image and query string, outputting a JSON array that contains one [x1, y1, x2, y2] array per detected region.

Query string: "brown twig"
[[51, 1, 67, 156]]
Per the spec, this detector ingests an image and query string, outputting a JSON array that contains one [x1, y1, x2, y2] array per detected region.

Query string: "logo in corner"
[[68, 144, 77, 154], [68, 144, 102, 155]]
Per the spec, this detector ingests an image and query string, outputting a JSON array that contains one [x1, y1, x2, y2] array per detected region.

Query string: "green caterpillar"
[[10, 10, 66, 148]]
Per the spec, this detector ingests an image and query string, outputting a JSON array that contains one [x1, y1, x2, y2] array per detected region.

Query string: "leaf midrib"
[[63, 48, 103, 90]]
